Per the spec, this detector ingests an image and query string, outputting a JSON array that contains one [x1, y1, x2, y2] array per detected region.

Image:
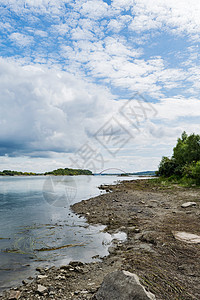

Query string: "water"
[[0, 175, 140, 291]]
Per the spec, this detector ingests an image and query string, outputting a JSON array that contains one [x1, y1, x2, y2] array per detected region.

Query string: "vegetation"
[[0, 168, 93, 176], [132, 171, 156, 176], [44, 168, 93, 176], [157, 131, 200, 185], [0, 170, 37, 176]]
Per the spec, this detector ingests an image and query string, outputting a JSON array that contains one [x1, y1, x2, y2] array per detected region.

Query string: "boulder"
[[92, 270, 155, 300]]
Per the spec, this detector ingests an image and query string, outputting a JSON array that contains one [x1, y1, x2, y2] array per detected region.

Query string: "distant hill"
[[94, 171, 156, 176], [131, 171, 156, 176]]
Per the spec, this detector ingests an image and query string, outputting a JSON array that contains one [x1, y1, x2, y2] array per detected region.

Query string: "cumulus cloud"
[[1, 0, 200, 172], [0, 58, 120, 157]]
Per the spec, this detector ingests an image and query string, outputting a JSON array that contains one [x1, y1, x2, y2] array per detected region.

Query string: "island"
[[0, 168, 93, 176]]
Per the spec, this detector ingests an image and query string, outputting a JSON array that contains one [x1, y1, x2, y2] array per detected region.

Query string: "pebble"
[[37, 284, 48, 295], [181, 202, 196, 208], [37, 275, 48, 280], [8, 290, 21, 300], [173, 231, 200, 244]]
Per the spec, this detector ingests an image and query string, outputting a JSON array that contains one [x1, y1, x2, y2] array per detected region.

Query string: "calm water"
[[0, 175, 140, 291]]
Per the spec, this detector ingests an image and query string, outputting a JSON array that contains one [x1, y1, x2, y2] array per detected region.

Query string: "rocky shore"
[[1, 179, 200, 299]]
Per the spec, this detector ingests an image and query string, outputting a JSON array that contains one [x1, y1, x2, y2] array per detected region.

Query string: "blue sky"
[[0, 0, 200, 172]]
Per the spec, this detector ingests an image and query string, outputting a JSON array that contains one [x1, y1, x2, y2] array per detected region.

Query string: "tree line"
[[157, 131, 200, 185], [44, 168, 93, 176], [0, 168, 93, 176]]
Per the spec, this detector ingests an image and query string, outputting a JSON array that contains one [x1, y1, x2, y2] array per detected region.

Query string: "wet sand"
[[1, 179, 200, 299]]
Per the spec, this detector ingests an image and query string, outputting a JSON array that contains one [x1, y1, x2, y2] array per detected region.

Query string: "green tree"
[[173, 132, 200, 166], [156, 157, 177, 177], [157, 132, 200, 183]]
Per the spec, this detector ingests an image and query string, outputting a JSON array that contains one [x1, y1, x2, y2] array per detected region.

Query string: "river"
[[0, 175, 142, 291]]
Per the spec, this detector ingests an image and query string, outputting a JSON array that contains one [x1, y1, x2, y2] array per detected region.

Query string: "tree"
[[156, 157, 177, 177], [157, 132, 200, 182], [173, 132, 200, 166]]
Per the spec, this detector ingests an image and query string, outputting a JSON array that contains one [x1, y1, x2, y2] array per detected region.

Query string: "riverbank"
[[1, 179, 200, 299]]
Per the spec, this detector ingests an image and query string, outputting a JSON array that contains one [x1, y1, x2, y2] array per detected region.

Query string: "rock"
[[69, 261, 84, 267], [55, 275, 66, 280], [127, 226, 136, 232], [8, 290, 21, 300], [74, 291, 79, 295], [28, 276, 33, 280], [92, 270, 155, 300], [37, 275, 48, 280], [60, 265, 70, 270], [36, 267, 45, 274], [181, 202, 196, 208], [173, 231, 200, 244], [37, 284, 48, 295], [140, 231, 157, 245]]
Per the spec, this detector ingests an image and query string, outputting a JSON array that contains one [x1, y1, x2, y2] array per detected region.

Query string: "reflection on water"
[[0, 175, 139, 291]]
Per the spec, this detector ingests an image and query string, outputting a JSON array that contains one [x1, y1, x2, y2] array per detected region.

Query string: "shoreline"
[[1, 179, 200, 299]]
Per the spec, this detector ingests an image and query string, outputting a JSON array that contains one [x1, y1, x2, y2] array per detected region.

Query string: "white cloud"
[[9, 32, 34, 47], [155, 96, 200, 120], [129, 0, 200, 39], [111, 0, 134, 11], [71, 26, 95, 41], [34, 29, 48, 37], [1, 0, 200, 173], [51, 23, 69, 36], [78, 0, 109, 19], [0, 57, 121, 157]]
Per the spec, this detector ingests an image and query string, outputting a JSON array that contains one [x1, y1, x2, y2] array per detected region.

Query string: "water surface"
[[0, 175, 141, 291]]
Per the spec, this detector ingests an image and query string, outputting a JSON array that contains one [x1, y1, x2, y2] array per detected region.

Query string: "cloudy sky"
[[0, 0, 200, 173]]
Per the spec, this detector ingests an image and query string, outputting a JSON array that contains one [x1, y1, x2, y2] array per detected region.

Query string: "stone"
[[55, 275, 66, 280], [127, 226, 136, 232], [140, 231, 157, 245], [37, 275, 48, 280], [92, 270, 155, 300], [74, 291, 79, 295], [60, 265, 70, 270], [28, 276, 33, 280], [8, 290, 21, 300], [173, 231, 200, 244], [181, 202, 196, 208], [69, 261, 84, 267], [36, 267, 45, 274], [37, 284, 48, 295]]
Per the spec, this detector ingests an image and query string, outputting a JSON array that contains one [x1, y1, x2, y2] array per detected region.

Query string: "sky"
[[0, 0, 200, 173]]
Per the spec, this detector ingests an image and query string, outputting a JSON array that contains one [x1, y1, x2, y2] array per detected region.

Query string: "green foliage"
[[44, 168, 93, 176], [0, 168, 93, 176], [157, 131, 200, 185], [0, 170, 37, 176], [173, 131, 200, 166], [156, 157, 178, 177]]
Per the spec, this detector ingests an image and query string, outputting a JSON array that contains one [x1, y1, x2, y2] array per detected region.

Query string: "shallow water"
[[0, 175, 139, 291]]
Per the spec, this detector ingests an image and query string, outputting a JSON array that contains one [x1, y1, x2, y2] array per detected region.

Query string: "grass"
[[150, 176, 200, 188]]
